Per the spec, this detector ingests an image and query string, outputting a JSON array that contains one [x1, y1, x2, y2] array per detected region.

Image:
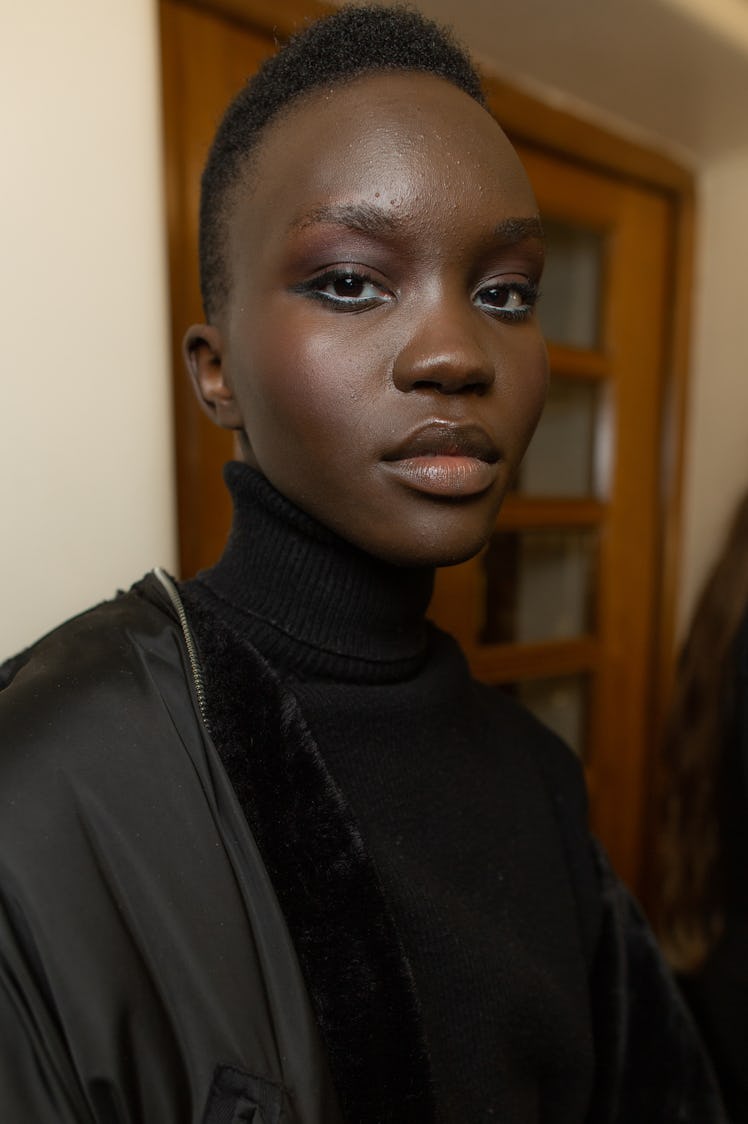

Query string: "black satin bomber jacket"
[[0, 573, 727, 1123], [0, 574, 343, 1124]]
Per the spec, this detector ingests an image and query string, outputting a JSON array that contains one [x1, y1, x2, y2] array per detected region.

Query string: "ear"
[[183, 323, 243, 430]]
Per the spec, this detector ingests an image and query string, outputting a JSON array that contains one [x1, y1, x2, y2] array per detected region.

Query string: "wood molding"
[[497, 497, 606, 529], [185, 0, 332, 37], [483, 74, 694, 196], [653, 191, 696, 731], [637, 190, 696, 910], [547, 344, 610, 380], [467, 637, 599, 683]]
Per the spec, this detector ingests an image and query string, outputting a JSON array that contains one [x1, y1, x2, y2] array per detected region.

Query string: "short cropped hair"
[[199, 4, 487, 320]]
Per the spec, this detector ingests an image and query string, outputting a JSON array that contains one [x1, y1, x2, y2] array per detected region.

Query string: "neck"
[[195, 462, 435, 681]]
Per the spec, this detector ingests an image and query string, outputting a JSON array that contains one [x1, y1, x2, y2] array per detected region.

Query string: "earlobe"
[[183, 324, 243, 430]]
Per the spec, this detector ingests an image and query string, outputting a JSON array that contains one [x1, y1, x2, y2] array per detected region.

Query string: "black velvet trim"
[[179, 586, 436, 1124]]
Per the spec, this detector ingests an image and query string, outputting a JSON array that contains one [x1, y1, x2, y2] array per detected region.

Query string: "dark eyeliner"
[[289, 267, 384, 308], [477, 279, 541, 321]]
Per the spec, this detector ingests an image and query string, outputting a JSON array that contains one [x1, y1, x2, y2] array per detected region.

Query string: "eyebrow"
[[290, 202, 401, 236], [493, 217, 545, 244], [290, 203, 545, 244]]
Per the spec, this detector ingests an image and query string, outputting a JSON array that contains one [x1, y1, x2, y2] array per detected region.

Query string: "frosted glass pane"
[[481, 530, 597, 644], [540, 220, 603, 349], [516, 377, 598, 496]]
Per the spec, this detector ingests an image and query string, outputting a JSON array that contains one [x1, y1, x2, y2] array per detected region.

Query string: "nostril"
[[409, 379, 488, 396], [463, 381, 490, 396], [392, 341, 495, 394]]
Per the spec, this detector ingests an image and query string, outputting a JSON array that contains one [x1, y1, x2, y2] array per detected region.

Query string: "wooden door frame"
[[161, 0, 695, 895]]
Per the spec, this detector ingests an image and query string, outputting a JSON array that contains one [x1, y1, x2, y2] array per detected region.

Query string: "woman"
[[659, 491, 748, 1120], [0, 6, 724, 1120]]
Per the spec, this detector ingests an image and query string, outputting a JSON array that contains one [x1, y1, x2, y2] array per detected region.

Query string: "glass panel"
[[481, 529, 597, 644], [515, 675, 588, 758], [540, 219, 604, 349], [515, 376, 599, 497]]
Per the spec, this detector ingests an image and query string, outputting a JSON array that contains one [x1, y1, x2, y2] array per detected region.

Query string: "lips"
[[385, 421, 499, 463], [382, 421, 501, 498]]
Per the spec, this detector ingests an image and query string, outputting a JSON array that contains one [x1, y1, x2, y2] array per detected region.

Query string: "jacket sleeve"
[[585, 842, 727, 1123], [0, 891, 94, 1123]]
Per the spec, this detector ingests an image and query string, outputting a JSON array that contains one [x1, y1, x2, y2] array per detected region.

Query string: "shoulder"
[[473, 678, 588, 812], [0, 577, 178, 736], [0, 577, 192, 832], [427, 624, 590, 838], [0, 575, 232, 924]]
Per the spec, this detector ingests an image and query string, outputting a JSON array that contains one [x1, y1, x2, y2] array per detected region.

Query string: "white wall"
[[0, 0, 175, 659], [679, 148, 748, 628]]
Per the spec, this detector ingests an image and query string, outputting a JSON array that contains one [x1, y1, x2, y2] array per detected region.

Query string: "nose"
[[391, 302, 495, 395]]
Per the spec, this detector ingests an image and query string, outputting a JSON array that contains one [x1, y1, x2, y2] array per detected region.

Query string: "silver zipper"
[[153, 566, 210, 731]]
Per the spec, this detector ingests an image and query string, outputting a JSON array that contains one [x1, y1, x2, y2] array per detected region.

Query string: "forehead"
[[227, 71, 538, 272]]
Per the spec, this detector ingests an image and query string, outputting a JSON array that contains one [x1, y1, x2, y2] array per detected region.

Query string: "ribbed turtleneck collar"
[[193, 462, 435, 682]]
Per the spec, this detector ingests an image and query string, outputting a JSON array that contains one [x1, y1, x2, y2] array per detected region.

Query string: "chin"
[[335, 492, 502, 569], [429, 538, 489, 569], [435, 545, 486, 568], [366, 526, 492, 570], [398, 502, 501, 569]]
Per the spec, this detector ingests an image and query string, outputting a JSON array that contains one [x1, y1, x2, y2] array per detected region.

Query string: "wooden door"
[[159, 0, 692, 898], [430, 151, 672, 889], [160, 0, 275, 573]]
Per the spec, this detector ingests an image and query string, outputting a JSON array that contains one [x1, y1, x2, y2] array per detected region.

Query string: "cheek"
[[279, 319, 387, 413], [238, 327, 372, 454], [504, 337, 550, 454]]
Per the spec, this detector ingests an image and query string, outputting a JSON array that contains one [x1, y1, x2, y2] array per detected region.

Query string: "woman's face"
[[194, 71, 548, 568]]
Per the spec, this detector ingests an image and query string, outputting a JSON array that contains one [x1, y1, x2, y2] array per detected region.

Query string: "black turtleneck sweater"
[[182, 463, 596, 1122]]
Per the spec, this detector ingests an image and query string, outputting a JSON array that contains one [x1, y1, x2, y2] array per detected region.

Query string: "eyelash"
[[291, 269, 390, 311], [291, 268, 540, 321], [474, 280, 540, 323]]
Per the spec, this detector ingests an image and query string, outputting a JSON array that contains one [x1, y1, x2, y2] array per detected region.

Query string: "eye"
[[291, 268, 393, 311], [474, 279, 539, 322]]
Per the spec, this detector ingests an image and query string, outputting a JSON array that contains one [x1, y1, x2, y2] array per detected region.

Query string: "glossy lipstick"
[[382, 422, 500, 498]]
